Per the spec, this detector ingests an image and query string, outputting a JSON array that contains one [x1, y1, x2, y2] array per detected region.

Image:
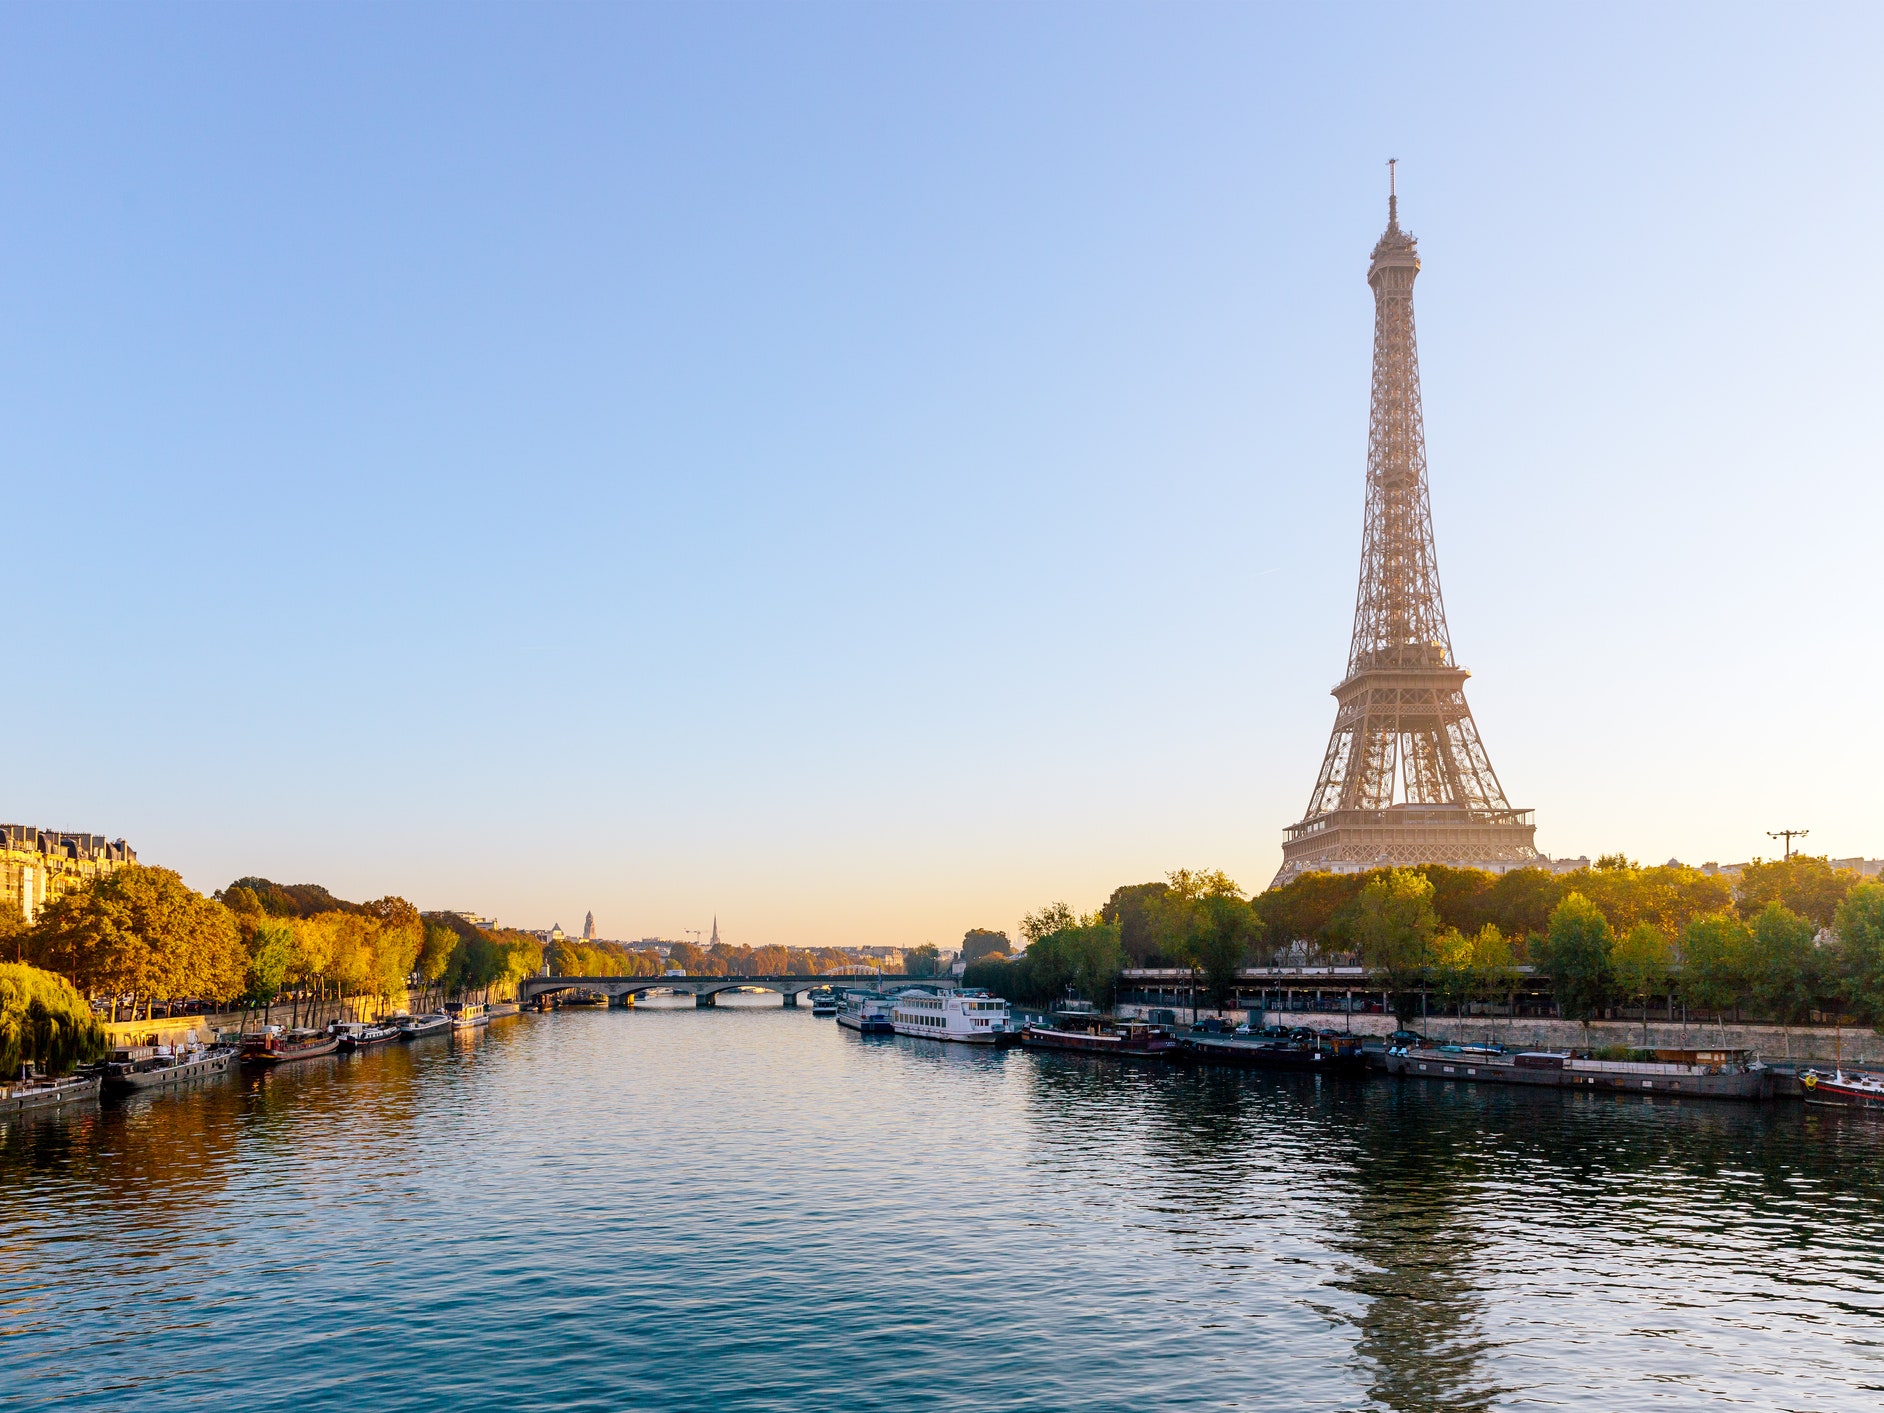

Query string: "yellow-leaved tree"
[[27, 866, 244, 1018]]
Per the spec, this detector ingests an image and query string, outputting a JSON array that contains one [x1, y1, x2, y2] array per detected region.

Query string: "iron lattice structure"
[[1273, 185, 1537, 887]]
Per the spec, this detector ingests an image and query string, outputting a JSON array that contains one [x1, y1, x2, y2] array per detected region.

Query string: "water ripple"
[[4, 1011, 1884, 1410]]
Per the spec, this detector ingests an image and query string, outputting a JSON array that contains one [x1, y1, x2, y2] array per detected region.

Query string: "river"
[[5, 1008, 1883, 1411]]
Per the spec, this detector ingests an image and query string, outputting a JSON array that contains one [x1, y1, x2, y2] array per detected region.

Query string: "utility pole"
[[1767, 829, 1809, 861]]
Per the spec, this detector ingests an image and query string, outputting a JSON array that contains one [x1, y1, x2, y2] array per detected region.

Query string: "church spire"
[[709, 915, 719, 947]]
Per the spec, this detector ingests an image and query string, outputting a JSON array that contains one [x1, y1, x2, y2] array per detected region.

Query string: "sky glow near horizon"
[[3, 4, 1880, 948]]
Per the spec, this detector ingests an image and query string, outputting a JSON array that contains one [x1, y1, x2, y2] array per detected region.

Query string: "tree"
[[1737, 856, 1859, 929], [962, 929, 1011, 963], [1179, 897, 1252, 1008], [1679, 914, 1752, 1037], [904, 945, 940, 978], [1020, 902, 1077, 945], [1611, 923, 1674, 1045], [1537, 892, 1615, 1037], [29, 865, 245, 1015], [418, 919, 458, 985], [246, 920, 293, 1005], [1477, 869, 1566, 950], [1431, 928, 1474, 1021], [1833, 883, 1884, 1028], [1558, 861, 1733, 941], [1747, 903, 1823, 1055], [1072, 923, 1127, 1008], [1345, 869, 1439, 1026], [1100, 883, 1173, 965], [2, 900, 32, 964], [1254, 871, 1366, 957], [0, 962, 105, 1075]]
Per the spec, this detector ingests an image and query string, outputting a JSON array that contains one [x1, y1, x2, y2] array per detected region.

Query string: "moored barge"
[[1384, 1045, 1770, 1100], [2, 1065, 100, 1113], [102, 1041, 235, 1093], [239, 1026, 341, 1066], [1023, 1018, 1176, 1057], [1178, 1032, 1367, 1073]]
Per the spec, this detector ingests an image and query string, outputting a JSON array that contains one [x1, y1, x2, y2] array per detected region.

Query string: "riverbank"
[[1112, 1004, 1884, 1066]]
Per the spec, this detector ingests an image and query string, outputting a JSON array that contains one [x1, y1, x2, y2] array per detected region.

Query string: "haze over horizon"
[[4, 4, 1880, 947]]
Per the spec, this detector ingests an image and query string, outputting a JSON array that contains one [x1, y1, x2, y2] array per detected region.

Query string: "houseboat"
[[1022, 1012, 1176, 1058], [445, 1001, 490, 1029], [101, 1040, 235, 1094], [890, 989, 1018, 1045], [239, 1026, 340, 1066], [1178, 1030, 1367, 1073], [836, 992, 896, 1034], [2, 1063, 101, 1113], [1801, 1068, 1884, 1111], [329, 1020, 400, 1051], [396, 1012, 453, 1039], [1384, 1044, 1770, 1100]]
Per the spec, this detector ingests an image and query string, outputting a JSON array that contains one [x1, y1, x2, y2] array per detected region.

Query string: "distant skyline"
[[4, 4, 1880, 947]]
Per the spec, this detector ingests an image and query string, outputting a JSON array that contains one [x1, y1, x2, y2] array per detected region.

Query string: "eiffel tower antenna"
[[1273, 174, 1539, 887]]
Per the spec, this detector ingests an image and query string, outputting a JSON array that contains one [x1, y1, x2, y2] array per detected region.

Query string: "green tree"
[[1737, 856, 1859, 929], [1611, 923, 1674, 1045], [1019, 902, 1077, 945], [962, 929, 1011, 963], [0, 962, 105, 1075], [904, 944, 940, 978], [418, 919, 458, 985], [1747, 903, 1822, 1056], [1059, 921, 1127, 1008], [245, 920, 294, 1004], [1100, 882, 1173, 966], [1475, 868, 1566, 951], [1537, 892, 1615, 1037], [1833, 883, 1884, 1028], [1345, 868, 1439, 1026], [1679, 913, 1753, 1037], [1254, 871, 1366, 957], [0, 900, 29, 965]]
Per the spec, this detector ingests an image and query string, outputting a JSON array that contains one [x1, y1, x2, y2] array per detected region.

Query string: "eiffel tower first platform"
[[1273, 173, 1538, 888]]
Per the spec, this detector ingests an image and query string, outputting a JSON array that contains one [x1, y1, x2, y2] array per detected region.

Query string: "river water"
[[5, 1007, 1884, 1411]]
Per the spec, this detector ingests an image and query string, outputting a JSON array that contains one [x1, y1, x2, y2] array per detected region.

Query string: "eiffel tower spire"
[[1273, 177, 1538, 887]]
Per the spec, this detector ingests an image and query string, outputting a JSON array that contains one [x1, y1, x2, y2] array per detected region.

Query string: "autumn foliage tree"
[[29, 866, 245, 1017]]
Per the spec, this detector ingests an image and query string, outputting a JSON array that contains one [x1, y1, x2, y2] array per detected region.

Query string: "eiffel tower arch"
[[1273, 176, 1538, 888]]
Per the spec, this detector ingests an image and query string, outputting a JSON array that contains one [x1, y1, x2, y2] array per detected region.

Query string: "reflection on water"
[[5, 1013, 1884, 1411]]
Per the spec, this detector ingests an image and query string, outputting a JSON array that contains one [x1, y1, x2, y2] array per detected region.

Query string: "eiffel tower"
[[1273, 170, 1538, 887]]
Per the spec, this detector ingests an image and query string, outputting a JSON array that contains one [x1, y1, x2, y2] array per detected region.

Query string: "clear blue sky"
[[4, 4, 1879, 947]]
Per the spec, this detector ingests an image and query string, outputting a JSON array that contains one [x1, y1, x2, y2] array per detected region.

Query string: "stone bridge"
[[517, 973, 959, 1008]]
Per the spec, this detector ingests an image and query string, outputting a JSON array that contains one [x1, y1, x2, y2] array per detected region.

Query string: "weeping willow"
[[0, 963, 105, 1076]]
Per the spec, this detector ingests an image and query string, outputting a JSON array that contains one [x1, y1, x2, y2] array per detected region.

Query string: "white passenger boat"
[[836, 992, 896, 1034], [889, 989, 1019, 1045]]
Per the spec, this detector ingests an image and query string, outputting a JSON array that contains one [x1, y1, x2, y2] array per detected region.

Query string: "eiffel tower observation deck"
[[1274, 172, 1538, 888]]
